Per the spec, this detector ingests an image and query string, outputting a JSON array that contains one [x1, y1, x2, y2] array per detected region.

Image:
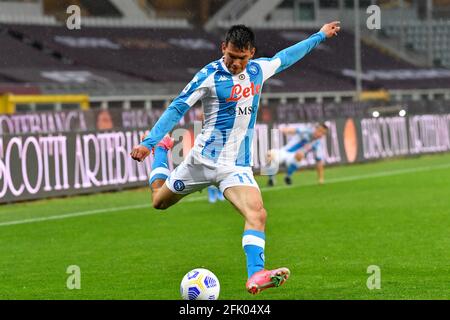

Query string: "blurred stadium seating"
[[0, 0, 448, 111], [383, 20, 450, 67], [1, 24, 449, 95]]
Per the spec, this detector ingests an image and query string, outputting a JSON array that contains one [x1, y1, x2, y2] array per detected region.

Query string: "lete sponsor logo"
[[226, 83, 261, 102]]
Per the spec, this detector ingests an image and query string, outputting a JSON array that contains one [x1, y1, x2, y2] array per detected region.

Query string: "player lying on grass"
[[130, 22, 340, 294], [267, 123, 328, 186]]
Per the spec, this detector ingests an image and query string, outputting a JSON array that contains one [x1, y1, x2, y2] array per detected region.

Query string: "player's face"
[[221, 42, 255, 75], [313, 126, 328, 139]]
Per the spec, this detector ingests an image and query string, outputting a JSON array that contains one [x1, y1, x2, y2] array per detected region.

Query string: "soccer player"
[[267, 123, 328, 187], [130, 22, 340, 294], [207, 185, 225, 203]]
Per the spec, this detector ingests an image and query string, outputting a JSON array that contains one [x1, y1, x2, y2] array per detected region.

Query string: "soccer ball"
[[180, 268, 220, 300]]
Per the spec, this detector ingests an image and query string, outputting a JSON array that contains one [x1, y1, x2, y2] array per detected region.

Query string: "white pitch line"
[[0, 204, 151, 227], [0, 162, 449, 228], [264, 162, 450, 192]]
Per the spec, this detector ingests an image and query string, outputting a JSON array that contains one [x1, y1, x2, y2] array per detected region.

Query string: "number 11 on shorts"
[[234, 173, 253, 184]]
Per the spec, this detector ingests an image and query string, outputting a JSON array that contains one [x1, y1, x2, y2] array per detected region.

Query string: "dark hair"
[[318, 122, 329, 130], [225, 25, 256, 50]]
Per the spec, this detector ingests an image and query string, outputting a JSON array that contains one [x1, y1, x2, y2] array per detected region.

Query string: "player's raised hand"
[[320, 21, 340, 38], [130, 145, 151, 162]]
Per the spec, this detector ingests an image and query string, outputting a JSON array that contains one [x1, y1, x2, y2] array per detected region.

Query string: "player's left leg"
[[151, 183, 187, 210], [219, 171, 290, 295], [147, 135, 187, 209]]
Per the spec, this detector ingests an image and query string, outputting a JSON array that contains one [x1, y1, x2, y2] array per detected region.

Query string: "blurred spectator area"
[[0, 0, 191, 27], [44, 0, 123, 19], [1, 22, 449, 97], [0, 0, 448, 102]]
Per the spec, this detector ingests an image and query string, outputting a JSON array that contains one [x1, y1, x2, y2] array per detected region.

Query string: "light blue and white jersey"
[[282, 126, 324, 162], [141, 31, 327, 167]]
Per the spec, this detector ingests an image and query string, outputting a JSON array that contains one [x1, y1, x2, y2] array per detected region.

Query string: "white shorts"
[[165, 151, 259, 195]]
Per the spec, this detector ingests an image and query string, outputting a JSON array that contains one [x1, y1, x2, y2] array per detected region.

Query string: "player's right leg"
[[220, 172, 290, 295]]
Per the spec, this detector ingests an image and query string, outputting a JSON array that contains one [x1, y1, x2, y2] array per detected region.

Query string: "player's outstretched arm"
[[130, 100, 189, 162], [271, 21, 340, 74], [130, 65, 212, 162]]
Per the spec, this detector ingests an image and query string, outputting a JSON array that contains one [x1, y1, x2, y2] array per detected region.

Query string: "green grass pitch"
[[1, 153, 449, 300]]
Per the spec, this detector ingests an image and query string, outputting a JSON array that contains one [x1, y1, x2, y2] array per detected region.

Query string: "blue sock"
[[242, 230, 265, 278], [217, 189, 225, 201], [287, 163, 298, 177], [149, 146, 170, 187], [207, 186, 218, 203]]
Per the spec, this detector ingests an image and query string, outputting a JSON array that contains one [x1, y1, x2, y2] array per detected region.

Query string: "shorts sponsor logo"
[[174, 180, 185, 191]]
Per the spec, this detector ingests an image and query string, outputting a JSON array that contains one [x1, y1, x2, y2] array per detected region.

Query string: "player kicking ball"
[[267, 123, 328, 187], [130, 22, 340, 294]]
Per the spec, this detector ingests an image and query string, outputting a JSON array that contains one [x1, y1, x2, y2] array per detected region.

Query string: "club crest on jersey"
[[248, 64, 259, 75], [226, 82, 261, 102]]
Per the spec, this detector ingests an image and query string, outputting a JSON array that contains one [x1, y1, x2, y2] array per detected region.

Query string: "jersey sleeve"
[[254, 31, 326, 82], [140, 66, 215, 149], [254, 57, 282, 82]]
